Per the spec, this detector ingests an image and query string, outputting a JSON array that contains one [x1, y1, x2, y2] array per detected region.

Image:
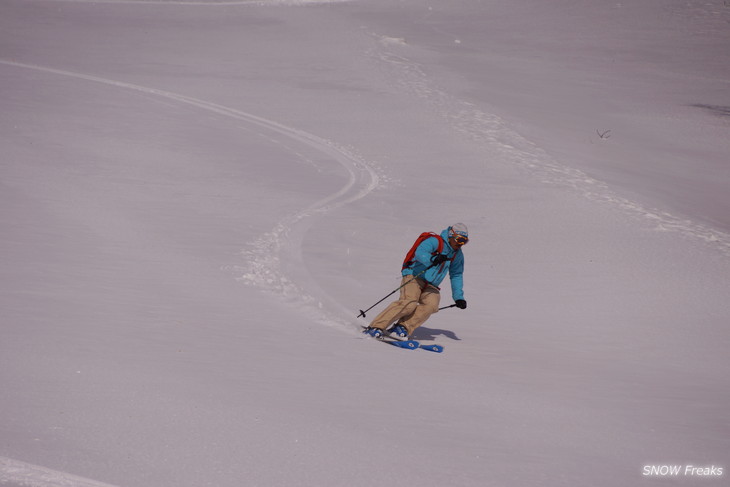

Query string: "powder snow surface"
[[1, 0, 728, 486]]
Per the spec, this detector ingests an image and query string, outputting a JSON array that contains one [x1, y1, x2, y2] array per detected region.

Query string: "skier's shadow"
[[411, 326, 461, 341]]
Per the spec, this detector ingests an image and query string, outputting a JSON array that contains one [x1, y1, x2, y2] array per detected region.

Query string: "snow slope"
[[1, 0, 728, 486]]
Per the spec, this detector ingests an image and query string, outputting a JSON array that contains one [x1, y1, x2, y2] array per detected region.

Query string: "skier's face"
[[449, 234, 468, 248]]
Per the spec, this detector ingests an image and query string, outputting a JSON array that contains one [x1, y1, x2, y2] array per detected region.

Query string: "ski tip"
[[419, 344, 444, 353], [390, 339, 420, 350]]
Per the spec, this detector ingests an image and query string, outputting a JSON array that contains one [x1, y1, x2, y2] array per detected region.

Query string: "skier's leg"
[[369, 277, 422, 330], [400, 287, 440, 335]]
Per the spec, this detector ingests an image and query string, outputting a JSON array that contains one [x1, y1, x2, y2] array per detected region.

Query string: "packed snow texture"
[[1, 0, 728, 486]]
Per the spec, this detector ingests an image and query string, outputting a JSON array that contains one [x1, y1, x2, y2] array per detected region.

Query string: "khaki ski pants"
[[370, 276, 440, 335]]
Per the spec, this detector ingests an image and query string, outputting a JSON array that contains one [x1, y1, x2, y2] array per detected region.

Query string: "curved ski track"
[[0, 58, 379, 330]]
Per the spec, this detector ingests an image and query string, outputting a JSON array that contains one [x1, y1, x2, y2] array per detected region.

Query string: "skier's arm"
[[449, 252, 465, 301], [413, 237, 440, 266]]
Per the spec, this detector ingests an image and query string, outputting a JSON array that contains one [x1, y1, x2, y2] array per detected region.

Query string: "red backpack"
[[402, 232, 444, 270]]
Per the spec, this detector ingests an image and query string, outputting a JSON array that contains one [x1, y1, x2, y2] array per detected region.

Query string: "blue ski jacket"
[[402, 228, 465, 301]]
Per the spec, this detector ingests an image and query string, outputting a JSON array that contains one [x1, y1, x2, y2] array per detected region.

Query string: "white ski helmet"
[[449, 222, 469, 238]]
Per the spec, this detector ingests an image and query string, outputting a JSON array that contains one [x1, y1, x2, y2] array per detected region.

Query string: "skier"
[[364, 223, 468, 339]]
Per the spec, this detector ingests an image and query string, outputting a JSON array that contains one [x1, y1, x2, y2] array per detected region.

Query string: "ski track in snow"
[[0, 59, 377, 329], [369, 34, 730, 258], [0, 456, 120, 487]]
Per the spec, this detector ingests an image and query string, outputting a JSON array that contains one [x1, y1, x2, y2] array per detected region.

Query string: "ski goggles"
[[452, 234, 469, 246]]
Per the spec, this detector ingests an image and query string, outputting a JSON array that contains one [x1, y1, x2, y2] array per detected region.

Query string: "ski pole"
[[357, 264, 434, 318], [438, 304, 458, 311]]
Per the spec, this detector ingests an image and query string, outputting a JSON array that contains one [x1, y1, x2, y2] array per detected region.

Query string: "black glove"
[[431, 254, 449, 265], [455, 299, 467, 309]]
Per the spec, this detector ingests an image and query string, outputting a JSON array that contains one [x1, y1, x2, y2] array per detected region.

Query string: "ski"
[[362, 326, 443, 352], [386, 333, 444, 352], [381, 337, 420, 350]]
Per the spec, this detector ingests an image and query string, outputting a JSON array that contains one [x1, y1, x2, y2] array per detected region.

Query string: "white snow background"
[[1, 0, 729, 486]]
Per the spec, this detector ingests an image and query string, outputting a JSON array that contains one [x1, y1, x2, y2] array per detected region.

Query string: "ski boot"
[[363, 327, 384, 339], [389, 324, 409, 339]]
